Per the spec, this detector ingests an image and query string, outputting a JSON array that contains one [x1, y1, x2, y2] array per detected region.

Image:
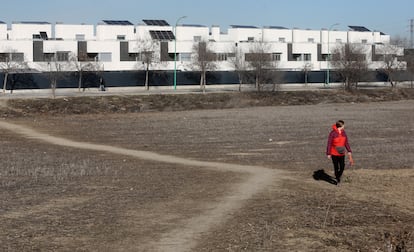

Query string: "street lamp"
[[326, 23, 339, 87], [174, 16, 187, 90]]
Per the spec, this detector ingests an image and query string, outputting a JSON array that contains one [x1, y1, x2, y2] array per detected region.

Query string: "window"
[[76, 34, 85, 40], [137, 51, 154, 62], [98, 53, 112, 62], [56, 52, 69, 61], [279, 37, 286, 43], [0, 53, 10, 62], [271, 53, 281, 61], [180, 53, 191, 61], [216, 53, 234, 61], [193, 36, 201, 42], [308, 38, 315, 43], [293, 54, 302, 61], [361, 39, 368, 44], [0, 53, 24, 62], [117, 35, 126, 40], [227, 53, 236, 58], [336, 39, 342, 43], [43, 53, 55, 62], [13, 53, 23, 62], [248, 37, 254, 42], [293, 54, 311, 61]]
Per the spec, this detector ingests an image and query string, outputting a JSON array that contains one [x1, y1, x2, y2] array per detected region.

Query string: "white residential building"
[[0, 19, 403, 73]]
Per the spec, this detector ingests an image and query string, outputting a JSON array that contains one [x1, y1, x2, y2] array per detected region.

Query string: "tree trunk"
[[145, 67, 149, 90], [202, 72, 206, 93], [78, 70, 83, 92], [304, 72, 308, 85], [10, 78, 15, 94], [3, 72, 8, 93], [52, 79, 56, 99], [200, 73, 203, 90], [238, 72, 243, 92], [345, 77, 350, 91]]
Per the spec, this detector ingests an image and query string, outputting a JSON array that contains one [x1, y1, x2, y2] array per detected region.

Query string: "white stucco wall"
[[0, 40, 33, 61], [176, 26, 210, 42], [292, 29, 321, 43], [0, 23, 7, 40], [43, 40, 78, 53], [10, 23, 52, 40], [55, 24, 95, 40], [96, 24, 135, 41], [228, 27, 262, 42], [262, 28, 292, 43]]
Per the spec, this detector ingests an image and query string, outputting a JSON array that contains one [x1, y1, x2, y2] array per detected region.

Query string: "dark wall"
[[0, 70, 410, 90], [33, 41, 44, 62]]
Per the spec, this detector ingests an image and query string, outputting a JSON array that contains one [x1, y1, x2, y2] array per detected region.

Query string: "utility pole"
[[410, 19, 414, 48]]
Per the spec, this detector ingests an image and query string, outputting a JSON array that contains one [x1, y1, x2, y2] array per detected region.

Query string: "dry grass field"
[[0, 89, 413, 251]]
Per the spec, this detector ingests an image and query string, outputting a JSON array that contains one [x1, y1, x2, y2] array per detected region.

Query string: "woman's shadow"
[[313, 169, 337, 185]]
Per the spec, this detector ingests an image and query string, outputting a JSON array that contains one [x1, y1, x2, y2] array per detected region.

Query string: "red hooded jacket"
[[326, 124, 352, 156]]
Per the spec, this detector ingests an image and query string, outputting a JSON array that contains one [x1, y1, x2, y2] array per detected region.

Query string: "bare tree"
[[245, 41, 278, 91], [330, 43, 368, 90], [69, 52, 101, 92], [302, 62, 313, 86], [192, 41, 216, 92], [228, 44, 248, 91], [46, 53, 69, 98], [390, 35, 410, 48], [377, 44, 405, 88], [135, 39, 159, 90], [0, 50, 29, 93]]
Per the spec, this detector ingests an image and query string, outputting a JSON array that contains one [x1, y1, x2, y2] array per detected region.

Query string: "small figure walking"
[[326, 120, 354, 184], [99, 77, 106, 91]]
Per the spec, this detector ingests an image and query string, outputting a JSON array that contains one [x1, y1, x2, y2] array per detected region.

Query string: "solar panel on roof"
[[103, 20, 133, 25], [149, 30, 175, 40], [18, 21, 50, 25], [230, 25, 258, 29], [143, 20, 170, 26], [267, 26, 288, 30], [182, 24, 206, 27], [349, 25, 371, 32], [40, 31, 48, 40]]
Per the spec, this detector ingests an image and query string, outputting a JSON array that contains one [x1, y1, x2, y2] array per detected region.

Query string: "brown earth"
[[0, 88, 413, 251]]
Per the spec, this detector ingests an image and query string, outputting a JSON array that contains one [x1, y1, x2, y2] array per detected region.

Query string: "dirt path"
[[0, 120, 287, 251]]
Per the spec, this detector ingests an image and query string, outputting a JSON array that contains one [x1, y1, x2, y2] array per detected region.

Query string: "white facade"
[[0, 40, 33, 60], [96, 22, 135, 41], [0, 19, 402, 72], [55, 23, 95, 40], [0, 22, 7, 40], [9, 22, 52, 40]]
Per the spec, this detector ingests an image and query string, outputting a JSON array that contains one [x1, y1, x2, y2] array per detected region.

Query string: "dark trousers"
[[331, 155, 345, 181]]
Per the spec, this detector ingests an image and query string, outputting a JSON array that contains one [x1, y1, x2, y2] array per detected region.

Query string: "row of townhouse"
[[0, 19, 404, 73]]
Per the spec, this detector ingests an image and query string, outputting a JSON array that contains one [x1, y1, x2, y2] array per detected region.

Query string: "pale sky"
[[2, 0, 413, 38]]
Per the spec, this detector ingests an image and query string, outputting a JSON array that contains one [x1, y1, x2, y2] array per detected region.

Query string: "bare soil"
[[0, 89, 413, 251]]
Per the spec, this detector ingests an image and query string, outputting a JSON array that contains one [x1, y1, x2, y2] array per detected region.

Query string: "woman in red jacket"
[[326, 120, 354, 184]]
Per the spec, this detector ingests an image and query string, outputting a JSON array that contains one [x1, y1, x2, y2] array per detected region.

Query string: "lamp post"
[[174, 16, 187, 90], [326, 23, 339, 87]]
